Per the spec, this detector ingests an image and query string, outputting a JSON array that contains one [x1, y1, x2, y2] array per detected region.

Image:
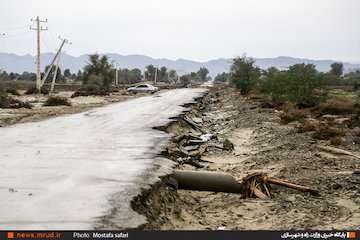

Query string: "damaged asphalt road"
[[0, 88, 207, 230]]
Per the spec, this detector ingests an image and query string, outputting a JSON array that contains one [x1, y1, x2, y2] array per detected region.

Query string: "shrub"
[[6, 88, 21, 96], [230, 55, 261, 95], [25, 86, 49, 95], [0, 92, 31, 109], [261, 64, 323, 106], [317, 97, 356, 115], [312, 125, 345, 140], [44, 96, 71, 106], [82, 54, 113, 88], [71, 84, 109, 98], [260, 101, 279, 109], [280, 104, 308, 124]]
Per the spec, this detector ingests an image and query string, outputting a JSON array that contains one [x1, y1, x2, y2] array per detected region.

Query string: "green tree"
[[330, 62, 343, 77], [19, 72, 36, 81], [64, 69, 71, 79], [230, 56, 261, 94], [44, 65, 63, 83], [82, 54, 114, 88], [159, 66, 168, 82], [168, 70, 177, 83], [214, 72, 230, 83], [145, 65, 156, 81], [197, 67, 209, 82], [118, 68, 142, 84], [0, 70, 9, 81], [75, 70, 83, 82], [261, 67, 289, 102], [287, 64, 323, 105], [180, 75, 190, 86], [261, 64, 323, 106]]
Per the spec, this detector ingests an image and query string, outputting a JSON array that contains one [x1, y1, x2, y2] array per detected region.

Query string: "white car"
[[127, 84, 159, 94]]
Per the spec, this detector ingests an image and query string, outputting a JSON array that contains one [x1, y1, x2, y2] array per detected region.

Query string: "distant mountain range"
[[0, 53, 359, 77]]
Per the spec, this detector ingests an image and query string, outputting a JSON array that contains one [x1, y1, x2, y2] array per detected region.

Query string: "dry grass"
[[280, 103, 308, 124], [317, 97, 357, 115], [296, 119, 319, 133]]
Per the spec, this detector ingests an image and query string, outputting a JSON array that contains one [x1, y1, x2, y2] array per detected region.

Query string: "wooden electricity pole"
[[154, 67, 158, 85], [50, 53, 61, 93], [40, 37, 71, 88], [114, 64, 119, 85], [30, 16, 48, 91]]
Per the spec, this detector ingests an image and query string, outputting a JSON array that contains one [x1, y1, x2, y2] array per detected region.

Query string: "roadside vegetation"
[[44, 96, 71, 106], [0, 89, 31, 109], [219, 55, 360, 145]]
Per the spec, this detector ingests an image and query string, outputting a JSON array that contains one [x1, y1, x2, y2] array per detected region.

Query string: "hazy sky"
[[0, 0, 359, 62]]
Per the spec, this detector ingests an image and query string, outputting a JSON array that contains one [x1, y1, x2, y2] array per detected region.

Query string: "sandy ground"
[[137, 86, 360, 230], [0, 90, 148, 127]]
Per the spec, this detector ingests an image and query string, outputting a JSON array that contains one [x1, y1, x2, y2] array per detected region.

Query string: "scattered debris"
[[223, 139, 234, 151], [171, 170, 319, 198]]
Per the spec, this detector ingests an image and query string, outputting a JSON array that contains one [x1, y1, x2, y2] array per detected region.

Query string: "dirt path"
[[136, 86, 360, 230]]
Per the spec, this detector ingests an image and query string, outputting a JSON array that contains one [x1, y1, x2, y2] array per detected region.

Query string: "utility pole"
[[154, 67, 158, 85], [115, 68, 119, 85], [30, 16, 48, 91], [50, 53, 61, 93], [114, 64, 119, 85], [40, 37, 71, 88], [143, 68, 147, 81]]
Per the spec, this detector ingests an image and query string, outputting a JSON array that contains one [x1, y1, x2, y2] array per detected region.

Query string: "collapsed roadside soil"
[[132, 86, 360, 230]]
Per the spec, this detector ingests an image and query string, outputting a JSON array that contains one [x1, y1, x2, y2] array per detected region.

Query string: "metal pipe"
[[172, 170, 244, 193]]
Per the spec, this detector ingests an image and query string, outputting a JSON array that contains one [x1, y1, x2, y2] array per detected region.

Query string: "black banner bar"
[[0, 230, 358, 240]]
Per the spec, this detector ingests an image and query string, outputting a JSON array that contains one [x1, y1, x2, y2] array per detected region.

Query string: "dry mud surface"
[[135, 86, 360, 230]]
